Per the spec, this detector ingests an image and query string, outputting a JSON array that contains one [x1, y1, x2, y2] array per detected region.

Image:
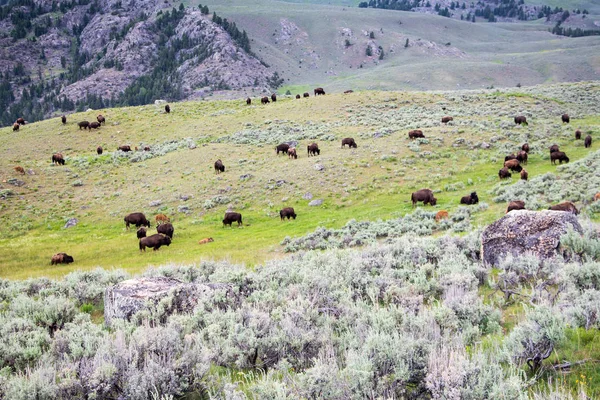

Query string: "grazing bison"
[[303, 92, 310, 98], [198, 237, 214, 244], [562, 114, 570, 123], [271, 93, 277, 102], [441, 116, 453, 124], [52, 153, 65, 165], [314, 87, 325, 95], [276, 143, 290, 155], [246, 97, 251, 105], [261, 96, 270, 104], [516, 150, 528, 164], [97, 114, 105, 125], [504, 153, 517, 162], [280, 207, 297, 220], [155, 214, 170, 225], [89, 121, 101, 130], [585, 135, 592, 148], [136, 227, 147, 239], [549, 201, 578, 215], [51, 252, 74, 265], [78, 121, 90, 130], [12, 123, 19, 131], [344, 90, 354, 94], [296, 94, 301, 99], [97, 146, 103, 155], [287, 147, 297, 159], [16, 117, 25, 125], [514, 116, 528, 125], [223, 212, 243, 227], [460, 192, 479, 205], [575, 130, 582, 140], [307, 143, 320, 156], [506, 200, 525, 213], [214, 159, 225, 173], [435, 210, 449, 222], [61, 115, 67, 124], [341, 137, 357, 148], [408, 130, 424, 139], [118, 145, 131, 152], [139, 233, 171, 251], [124, 212, 150, 229], [550, 151, 569, 164], [498, 167, 511, 179], [143, 146, 150, 151], [549, 144, 559, 154], [14, 166, 25, 174], [411, 189, 437, 207], [157, 222, 174, 239], [520, 169, 528, 181], [504, 159, 522, 172], [165, 104, 170, 113], [522, 143, 530, 153]]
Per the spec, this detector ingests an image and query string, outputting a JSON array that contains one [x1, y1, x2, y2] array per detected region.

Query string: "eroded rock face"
[[481, 210, 582, 267]]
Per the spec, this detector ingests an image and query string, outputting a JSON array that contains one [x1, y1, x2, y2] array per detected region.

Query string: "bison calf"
[[223, 212, 243, 227], [14, 166, 25, 174], [280, 207, 297, 220], [411, 189, 437, 207], [287, 147, 297, 159], [155, 214, 170, 225], [199, 237, 214, 244], [435, 210, 449, 222], [140, 233, 171, 251]]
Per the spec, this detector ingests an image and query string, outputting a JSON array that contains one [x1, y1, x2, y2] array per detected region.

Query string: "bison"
[[280, 207, 297, 220], [78, 121, 90, 130], [522, 143, 530, 153], [12, 123, 19, 131], [140, 233, 171, 251], [157, 222, 174, 239], [499, 167, 511, 179], [124, 212, 150, 229], [97, 146, 103, 155], [14, 166, 25, 174], [441, 116, 453, 124], [314, 87, 325, 95], [61, 115, 67, 124], [594, 193, 600, 202], [507, 200, 525, 213], [460, 192, 479, 205], [287, 147, 297, 159], [435, 210, 449, 222], [136, 227, 147, 239], [155, 214, 170, 225], [97, 114, 105, 125], [585, 135, 592, 148], [516, 151, 528, 164], [408, 130, 424, 139], [52, 153, 65, 165], [198, 237, 214, 244], [271, 93, 277, 102], [223, 212, 243, 227], [411, 189, 437, 207], [504, 159, 522, 172], [344, 90, 354, 94], [514, 116, 528, 125], [88, 121, 101, 130], [307, 143, 320, 156], [341, 138, 357, 148], [303, 92, 310, 98], [118, 145, 131, 152], [246, 97, 251, 105], [550, 151, 569, 164], [575, 130, 582, 140], [261, 96, 270, 104], [165, 104, 170, 113], [520, 169, 528, 181], [214, 159, 225, 173], [549, 201, 578, 215], [296, 94, 301, 99], [276, 143, 290, 155], [51, 252, 74, 265], [16, 117, 25, 125], [143, 146, 150, 151], [504, 153, 517, 162], [562, 114, 570, 123], [549, 144, 560, 154]]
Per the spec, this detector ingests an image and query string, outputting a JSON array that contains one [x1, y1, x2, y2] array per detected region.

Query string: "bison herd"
[[246, 88, 325, 106]]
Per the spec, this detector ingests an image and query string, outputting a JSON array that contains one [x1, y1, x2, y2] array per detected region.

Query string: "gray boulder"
[[309, 199, 323, 206], [481, 210, 582, 267]]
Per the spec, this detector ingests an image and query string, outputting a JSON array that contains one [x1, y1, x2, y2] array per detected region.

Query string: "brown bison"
[[137, 227, 147, 239], [280, 207, 297, 220], [514, 116, 528, 125], [314, 87, 325, 95], [516, 151, 528, 164], [435, 210, 449, 222], [271, 93, 277, 102], [520, 169, 528, 181], [550, 151, 569, 164], [261, 96, 270, 104], [522, 143, 530, 153], [78, 121, 90, 130], [51, 252, 74, 265], [408, 130, 424, 139], [246, 97, 251, 105], [52, 153, 65, 165], [165, 104, 170, 113], [198, 237, 214, 244], [89, 121, 101, 130], [140, 233, 171, 251], [504, 159, 522, 172], [498, 167, 511, 179], [344, 90, 354, 94], [16, 117, 25, 125], [12, 123, 19, 131], [460, 192, 479, 205], [118, 145, 131, 152], [562, 114, 570, 123], [61, 115, 67, 124], [307, 143, 320, 156], [97, 114, 105, 125], [155, 214, 170, 225], [287, 147, 297, 159], [504, 153, 517, 162], [97, 146, 103, 155], [14, 166, 25, 174], [214, 159, 225, 173], [341, 138, 357, 148], [411, 189, 437, 207], [296, 94, 301, 99], [276, 143, 290, 155], [157, 222, 174, 239], [506, 200, 525, 213], [223, 212, 243, 227], [549, 201, 578, 215], [549, 144, 559, 154], [303, 92, 310, 98], [124, 212, 150, 229], [143, 146, 150, 151], [441, 116, 453, 124], [585, 135, 592, 148], [575, 130, 582, 140]]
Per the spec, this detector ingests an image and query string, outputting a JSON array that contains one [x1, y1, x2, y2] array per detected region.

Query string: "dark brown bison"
[[504, 159, 522, 172], [155, 214, 170, 225], [52, 153, 65, 165], [51, 252, 74, 265], [61, 115, 67, 124], [118, 145, 131, 152], [549, 201, 578, 215], [441, 116, 453, 124], [165, 104, 170, 113], [296, 94, 301, 99], [287, 147, 297, 159], [514, 116, 528, 125], [460, 192, 479, 205], [198, 237, 214, 244], [136, 227, 147, 239], [341, 138, 357, 148], [408, 130, 424, 139], [575, 130, 582, 140], [506, 200, 525, 213], [78, 121, 90, 130], [522, 143, 530, 153], [214, 159, 225, 173], [549, 144, 559, 154], [261, 96, 270, 104], [97, 146, 103, 155], [16, 117, 25, 125], [314, 87, 325, 95], [89, 121, 101, 130], [14, 166, 25, 174], [12, 123, 19, 131], [504, 153, 517, 162], [561, 114, 570, 123], [585, 135, 592, 148], [140, 233, 171, 251], [280, 207, 297, 220], [97, 114, 105, 125], [516, 150, 528, 164], [246, 97, 251, 105], [307, 143, 320, 156], [223, 212, 243, 227], [411, 189, 437, 207], [498, 167, 511, 179], [303, 92, 310, 98], [157, 222, 174, 239], [520, 169, 528, 181], [550, 151, 569, 164], [124, 212, 150, 229], [276, 143, 290, 155], [143, 146, 150, 151], [271, 93, 277, 102], [344, 90, 354, 94]]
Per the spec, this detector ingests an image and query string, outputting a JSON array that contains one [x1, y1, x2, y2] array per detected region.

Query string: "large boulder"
[[481, 210, 582, 266]]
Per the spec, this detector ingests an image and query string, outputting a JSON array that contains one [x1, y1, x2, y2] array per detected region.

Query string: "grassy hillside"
[[0, 81, 599, 280]]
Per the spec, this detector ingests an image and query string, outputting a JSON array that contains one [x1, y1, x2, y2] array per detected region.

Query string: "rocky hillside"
[[0, 0, 281, 126]]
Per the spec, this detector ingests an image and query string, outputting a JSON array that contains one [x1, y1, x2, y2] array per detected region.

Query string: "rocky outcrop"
[[481, 210, 583, 266]]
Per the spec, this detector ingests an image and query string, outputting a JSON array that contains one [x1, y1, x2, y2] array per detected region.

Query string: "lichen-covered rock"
[[481, 210, 582, 266]]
